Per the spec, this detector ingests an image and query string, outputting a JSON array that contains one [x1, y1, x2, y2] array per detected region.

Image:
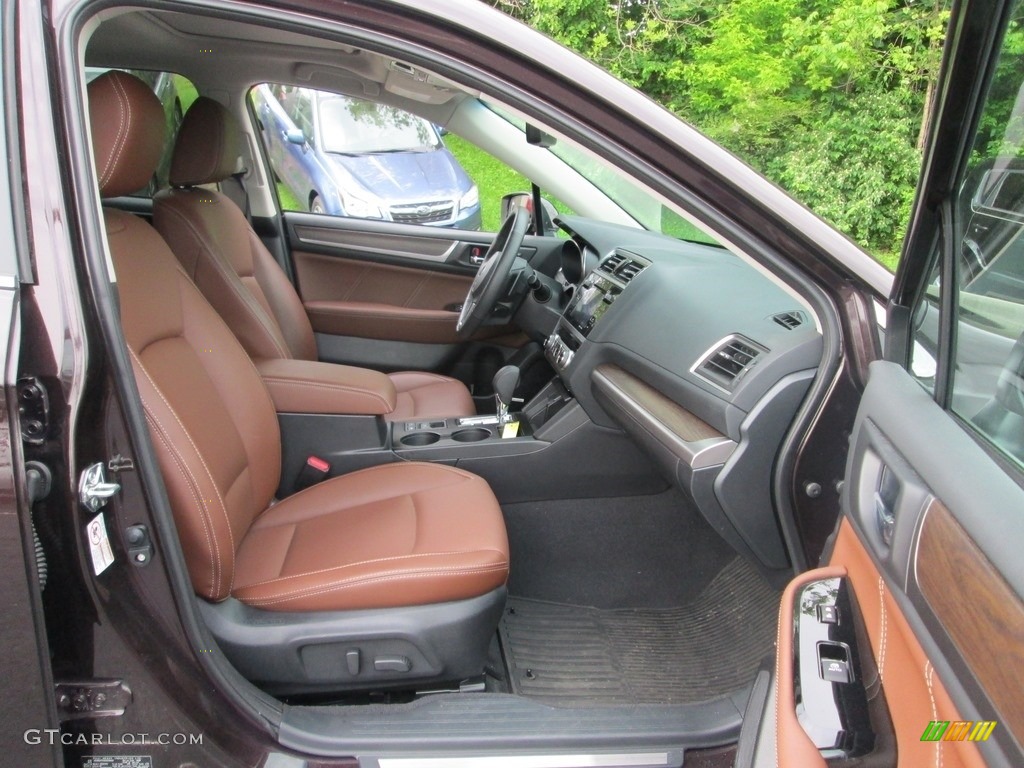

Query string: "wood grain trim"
[[593, 364, 722, 441], [918, 498, 1024, 745]]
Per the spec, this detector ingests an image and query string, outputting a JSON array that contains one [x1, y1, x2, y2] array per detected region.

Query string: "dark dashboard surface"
[[551, 215, 823, 441]]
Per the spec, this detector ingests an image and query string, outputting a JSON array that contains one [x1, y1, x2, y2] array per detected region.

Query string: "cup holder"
[[451, 428, 492, 443], [400, 432, 441, 447]]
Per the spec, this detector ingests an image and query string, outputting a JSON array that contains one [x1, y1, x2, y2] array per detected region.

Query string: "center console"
[[273, 251, 667, 502], [545, 250, 649, 374]]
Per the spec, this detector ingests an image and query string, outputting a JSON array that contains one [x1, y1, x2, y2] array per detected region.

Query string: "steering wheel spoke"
[[455, 205, 531, 338]]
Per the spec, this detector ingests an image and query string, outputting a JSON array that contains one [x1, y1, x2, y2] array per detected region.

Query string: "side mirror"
[[285, 127, 307, 145], [500, 192, 559, 235], [500, 192, 531, 222]]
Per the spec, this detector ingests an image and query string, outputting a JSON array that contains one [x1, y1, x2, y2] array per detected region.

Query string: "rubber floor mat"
[[499, 557, 779, 706]]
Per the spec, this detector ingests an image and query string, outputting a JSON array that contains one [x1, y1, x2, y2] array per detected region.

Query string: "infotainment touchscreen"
[[566, 275, 620, 336]]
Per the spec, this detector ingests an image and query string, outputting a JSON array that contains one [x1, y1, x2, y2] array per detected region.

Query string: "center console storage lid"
[[256, 358, 397, 416]]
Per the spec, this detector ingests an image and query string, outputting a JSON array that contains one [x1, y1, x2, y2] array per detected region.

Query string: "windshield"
[[484, 102, 719, 246], [318, 95, 440, 155]]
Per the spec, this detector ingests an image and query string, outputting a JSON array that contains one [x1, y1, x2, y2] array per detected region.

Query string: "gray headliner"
[[85, 9, 468, 127]]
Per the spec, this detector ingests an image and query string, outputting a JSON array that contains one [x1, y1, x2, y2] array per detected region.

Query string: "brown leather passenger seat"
[[87, 71, 509, 692], [152, 96, 474, 422]]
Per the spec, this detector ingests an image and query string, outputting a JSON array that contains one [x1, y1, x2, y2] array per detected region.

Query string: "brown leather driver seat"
[[88, 71, 509, 693], [152, 96, 474, 422]]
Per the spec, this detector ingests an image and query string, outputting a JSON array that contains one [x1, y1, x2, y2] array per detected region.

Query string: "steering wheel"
[[456, 204, 531, 338]]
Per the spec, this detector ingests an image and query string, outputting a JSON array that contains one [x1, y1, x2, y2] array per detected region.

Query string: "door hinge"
[[17, 377, 49, 445], [79, 462, 121, 513], [54, 680, 131, 721]]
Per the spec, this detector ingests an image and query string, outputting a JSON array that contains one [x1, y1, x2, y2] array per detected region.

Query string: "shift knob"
[[493, 365, 520, 424]]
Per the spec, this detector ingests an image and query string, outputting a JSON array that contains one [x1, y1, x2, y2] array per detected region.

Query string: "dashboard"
[[541, 216, 823, 576]]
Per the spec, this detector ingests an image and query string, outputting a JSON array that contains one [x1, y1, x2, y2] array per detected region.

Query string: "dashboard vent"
[[696, 336, 766, 390], [601, 253, 648, 284], [772, 311, 805, 330], [602, 253, 628, 273], [617, 260, 645, 283]]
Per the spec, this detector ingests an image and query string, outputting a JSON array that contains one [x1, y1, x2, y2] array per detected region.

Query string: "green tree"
[[486, 0, 951, 264]]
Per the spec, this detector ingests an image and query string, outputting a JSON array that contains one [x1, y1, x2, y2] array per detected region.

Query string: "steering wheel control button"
[[817, 604, 840, 624], [373, 655, 411, 673]]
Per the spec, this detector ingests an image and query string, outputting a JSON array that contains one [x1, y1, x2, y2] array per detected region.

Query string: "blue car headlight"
[[341, 189, 383, 219], [459, 185, 479, 212]]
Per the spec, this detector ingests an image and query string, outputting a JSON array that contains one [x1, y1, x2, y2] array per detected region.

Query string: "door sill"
[[279, 687, 751, 762]]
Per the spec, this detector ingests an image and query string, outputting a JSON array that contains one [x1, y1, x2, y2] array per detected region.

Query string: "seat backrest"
[[154, 97, 318, 362], [88, 72, 282, 601]]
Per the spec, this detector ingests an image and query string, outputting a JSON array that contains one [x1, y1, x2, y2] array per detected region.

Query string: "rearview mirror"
[[526, 124, 556, 148]]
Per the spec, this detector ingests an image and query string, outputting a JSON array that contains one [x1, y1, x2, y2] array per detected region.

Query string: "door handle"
[[874, 464, 900, 546], [874, 493, 895, 545]]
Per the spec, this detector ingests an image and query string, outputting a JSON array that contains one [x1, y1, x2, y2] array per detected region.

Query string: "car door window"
[[913, 6, 1024, 468], [251, 83, 489, 228]]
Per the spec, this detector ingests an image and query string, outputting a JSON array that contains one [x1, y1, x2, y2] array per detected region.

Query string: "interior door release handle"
[[873, 463, 901, 546], [874, 493, 895, 545]]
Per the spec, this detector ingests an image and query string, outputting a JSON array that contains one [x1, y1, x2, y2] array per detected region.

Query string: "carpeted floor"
[[498, 488, 780, 706], [499, 556, 779, 706]]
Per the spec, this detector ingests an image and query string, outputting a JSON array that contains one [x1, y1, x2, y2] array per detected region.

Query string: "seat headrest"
[[169, 97, 243, 187], [87, 71, 166, 198]]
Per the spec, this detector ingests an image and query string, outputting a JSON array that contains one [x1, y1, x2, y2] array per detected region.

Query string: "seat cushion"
[[386, 371, 476, 422], [232, 462, 509, 611]]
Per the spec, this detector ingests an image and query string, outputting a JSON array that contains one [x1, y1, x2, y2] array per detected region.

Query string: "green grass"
[[445, 134, 534, 231], [172, 74, 199, 113], [661, 208, 720, 246], [276, 182, 303, 211], [445, 134, 571, 231], [874, 249, 900, 271]]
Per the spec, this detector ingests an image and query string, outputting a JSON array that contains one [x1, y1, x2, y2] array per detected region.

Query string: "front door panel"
[[833, 361, 1024, 766], [281, 212, 559, 377]]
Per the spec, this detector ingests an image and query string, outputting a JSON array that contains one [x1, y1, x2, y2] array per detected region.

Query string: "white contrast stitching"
[[877, 576, 888, 682], [98, 74, 131, 188], [160, 202, 292, 359], [242, 563, 509, 606], [774, 580, 786, 768], [129, 347, 237, 590], [261, 377, 392, 410], [925, 661, 941, 768], [147, 412, 220, 598], [237, 549, 507, 590]]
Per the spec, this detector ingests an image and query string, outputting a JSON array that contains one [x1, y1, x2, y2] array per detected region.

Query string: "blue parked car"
[[253, 84, 481, 229]]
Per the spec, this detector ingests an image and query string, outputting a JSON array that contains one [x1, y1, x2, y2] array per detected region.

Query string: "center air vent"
[[618, 260, 645, 283], [600, 252, 648, 284], [772, 311, 805, 330], [601, 253, 628, 273], [694, 336, 767, 391]]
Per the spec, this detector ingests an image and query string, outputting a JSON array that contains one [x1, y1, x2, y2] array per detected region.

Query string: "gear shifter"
[[493, 365, 520, 426]]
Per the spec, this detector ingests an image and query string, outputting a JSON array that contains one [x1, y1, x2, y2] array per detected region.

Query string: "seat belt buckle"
[[295, 455, 330, 491]]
